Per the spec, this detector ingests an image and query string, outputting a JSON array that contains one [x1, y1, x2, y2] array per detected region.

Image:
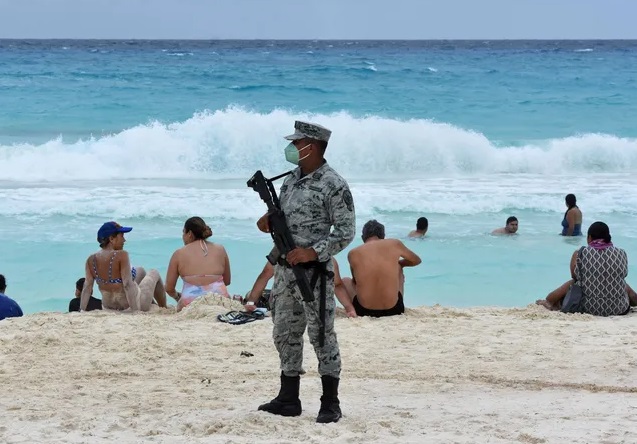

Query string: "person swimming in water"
[[492, 216, 518, 235], [80, 222, 167, 312], [408, 217, 428, 238], [165, 217, 231, 311], [561, 194, 582, 236]]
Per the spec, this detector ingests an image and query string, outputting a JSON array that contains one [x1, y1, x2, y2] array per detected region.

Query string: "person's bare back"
[[347, 221, 421, 313], [174, 241, 229, 286], [164, 217, 232, 308]]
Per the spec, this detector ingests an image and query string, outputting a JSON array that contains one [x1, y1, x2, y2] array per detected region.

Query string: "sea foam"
[[1, 108, 637, 183]]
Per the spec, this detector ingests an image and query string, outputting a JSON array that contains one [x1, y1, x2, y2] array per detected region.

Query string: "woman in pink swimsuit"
[[165, 217, 232, 311]]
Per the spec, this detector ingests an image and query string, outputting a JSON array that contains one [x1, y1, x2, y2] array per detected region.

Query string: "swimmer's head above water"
[[416, 217, 428, 234], [505, 216, 518, 234]]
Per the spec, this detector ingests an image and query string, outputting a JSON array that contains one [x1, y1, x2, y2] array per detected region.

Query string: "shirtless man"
[[492, 216, 518, 235], [344, 220, 421, 317], [408, 217, 428, 238], [244, 258, 357, 317]]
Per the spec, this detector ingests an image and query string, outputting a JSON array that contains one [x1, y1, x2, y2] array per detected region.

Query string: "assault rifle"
[[247, 170, 332, 346], [247, 170, 316, 303]]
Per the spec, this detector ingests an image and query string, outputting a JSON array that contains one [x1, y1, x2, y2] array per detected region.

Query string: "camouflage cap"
[[284, 120, 331, 142]]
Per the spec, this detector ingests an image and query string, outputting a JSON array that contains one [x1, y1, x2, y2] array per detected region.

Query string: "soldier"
[[256, 120, 356, 423]]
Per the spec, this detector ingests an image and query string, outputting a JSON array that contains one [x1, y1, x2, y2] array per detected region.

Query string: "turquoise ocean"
[[2, 39, 637, 314]]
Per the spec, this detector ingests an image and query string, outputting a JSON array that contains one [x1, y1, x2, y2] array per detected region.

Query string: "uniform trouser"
[[271, 266, 341, 378]]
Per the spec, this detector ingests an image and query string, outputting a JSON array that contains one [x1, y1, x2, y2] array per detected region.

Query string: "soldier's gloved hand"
[[257, 213, 270, 233], [286, 248, 318, 265]]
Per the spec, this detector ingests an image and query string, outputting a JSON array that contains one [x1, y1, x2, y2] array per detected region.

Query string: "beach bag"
[[561, 247, 586, 314]]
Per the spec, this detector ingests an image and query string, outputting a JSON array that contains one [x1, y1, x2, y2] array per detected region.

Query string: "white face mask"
[[284, 143, 311, 165]]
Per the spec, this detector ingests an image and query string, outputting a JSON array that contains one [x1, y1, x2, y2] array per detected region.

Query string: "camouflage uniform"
[[271, 121, 356, 379]]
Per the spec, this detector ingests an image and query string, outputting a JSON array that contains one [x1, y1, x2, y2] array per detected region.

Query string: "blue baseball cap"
[[97, 221, 132, 240]]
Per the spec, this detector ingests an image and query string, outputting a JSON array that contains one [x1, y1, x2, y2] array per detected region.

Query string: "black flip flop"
[[217, 310, 265, 325]]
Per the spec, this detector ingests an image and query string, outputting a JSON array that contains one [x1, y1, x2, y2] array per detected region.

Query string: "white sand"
[[2, 296, 637, 443]]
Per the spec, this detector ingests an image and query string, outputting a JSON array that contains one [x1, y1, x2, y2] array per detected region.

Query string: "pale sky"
[[0, 0, 634, 40]]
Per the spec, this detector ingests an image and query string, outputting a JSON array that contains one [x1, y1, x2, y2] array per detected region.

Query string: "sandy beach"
[[2, 295, 637, 443]]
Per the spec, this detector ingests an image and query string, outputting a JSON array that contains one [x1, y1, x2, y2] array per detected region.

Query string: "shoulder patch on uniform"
[[343, 189, 354, 211]]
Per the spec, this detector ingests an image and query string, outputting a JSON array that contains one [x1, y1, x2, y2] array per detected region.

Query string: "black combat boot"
[[258, 372, 302, 417], [316, 375, 342, 423]]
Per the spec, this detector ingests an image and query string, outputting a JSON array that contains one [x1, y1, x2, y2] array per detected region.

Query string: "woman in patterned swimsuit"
[[79, 221, 168, 311], [537, 221, 637, 315]]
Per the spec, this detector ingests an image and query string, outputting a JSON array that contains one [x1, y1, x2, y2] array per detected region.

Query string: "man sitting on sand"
[[492, 216, 518, 235], [244, 258, 357, 317], [0, 274, 23, 321], [343, 220, 421, 317], [69, 278, 102, 312], [408, 217, 428, 238]]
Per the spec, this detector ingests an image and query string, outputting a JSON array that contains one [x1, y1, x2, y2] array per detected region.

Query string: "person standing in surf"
[[561, 194, 582, 236]]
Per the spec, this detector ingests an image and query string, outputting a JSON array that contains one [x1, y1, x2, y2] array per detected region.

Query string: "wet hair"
[[588, 221, 611, 243], [362, 219, 385, 241], [506, 216, 518, 225], [76, 277, 85, 292], [184, 216, 212, 240], [564, 194, 578, 220], [0, 274, 5, 293], [416, 217, 429, 231]]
